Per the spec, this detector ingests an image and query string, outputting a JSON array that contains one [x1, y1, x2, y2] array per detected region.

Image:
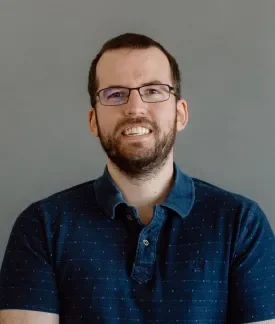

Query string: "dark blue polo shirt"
[[1, 163, 275, 323]]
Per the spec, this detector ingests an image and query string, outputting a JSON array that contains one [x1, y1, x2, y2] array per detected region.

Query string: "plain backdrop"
[[0, 0, 275, 263]]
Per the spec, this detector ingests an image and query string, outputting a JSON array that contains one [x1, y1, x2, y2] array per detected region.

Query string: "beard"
[[95, 112, 177, 180]]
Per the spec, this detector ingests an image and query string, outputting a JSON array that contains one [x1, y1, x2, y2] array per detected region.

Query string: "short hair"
[[87, 33, 181, 107]]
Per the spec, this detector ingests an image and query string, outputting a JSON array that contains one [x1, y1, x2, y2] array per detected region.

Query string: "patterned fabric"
[[0, 163, 275, 323]]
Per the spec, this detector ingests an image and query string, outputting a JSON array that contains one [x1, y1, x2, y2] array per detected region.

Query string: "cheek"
[[96, 110, 119, 134], [155, 108, 176, 129]]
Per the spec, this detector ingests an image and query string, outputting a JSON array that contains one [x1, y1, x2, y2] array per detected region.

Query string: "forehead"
[[96, 47, 172, 89]]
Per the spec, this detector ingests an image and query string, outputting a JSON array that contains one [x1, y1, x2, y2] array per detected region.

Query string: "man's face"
[[89, 47, 188, 179]]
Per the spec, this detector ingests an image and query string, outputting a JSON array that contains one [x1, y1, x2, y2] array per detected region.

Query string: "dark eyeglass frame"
[[95, 83, 176, 106]]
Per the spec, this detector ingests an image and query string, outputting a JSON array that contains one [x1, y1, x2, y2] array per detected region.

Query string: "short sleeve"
[[0, 203, 59, 314], [228, 202, 275, 323]]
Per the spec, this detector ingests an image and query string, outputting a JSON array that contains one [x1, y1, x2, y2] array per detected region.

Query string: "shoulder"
[[190, 176, 275, 245], [189, 176, 269, 230], [17, 178, 100, 226], [191, 176, 256, 211], [40, 179, 96, 206]]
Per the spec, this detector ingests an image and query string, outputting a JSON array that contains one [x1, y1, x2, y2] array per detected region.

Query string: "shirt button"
[[126, 214, 133, 221], [143, 239, 150, 246]]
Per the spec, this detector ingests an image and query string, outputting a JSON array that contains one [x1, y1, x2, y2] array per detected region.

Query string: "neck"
[[106, 154, 175, 224]]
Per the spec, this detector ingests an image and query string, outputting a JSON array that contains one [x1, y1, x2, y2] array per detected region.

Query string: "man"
[[0, 33, 274, 324]]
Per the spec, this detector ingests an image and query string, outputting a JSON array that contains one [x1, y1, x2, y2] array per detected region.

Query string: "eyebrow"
[[104, 80, 165, 89]]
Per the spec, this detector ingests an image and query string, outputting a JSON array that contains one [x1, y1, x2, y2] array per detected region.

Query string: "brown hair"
[[87, 33, 181, 107]]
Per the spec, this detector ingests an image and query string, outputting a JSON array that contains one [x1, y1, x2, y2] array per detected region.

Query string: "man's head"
[[88, 33, 188, 179]]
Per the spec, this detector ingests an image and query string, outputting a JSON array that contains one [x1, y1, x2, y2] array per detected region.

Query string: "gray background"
[[0, 0, 274, 263]]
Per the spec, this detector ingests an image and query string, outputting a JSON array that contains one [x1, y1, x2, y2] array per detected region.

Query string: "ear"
[[88, 108, 99, 137], [176, 98, 188, 132]]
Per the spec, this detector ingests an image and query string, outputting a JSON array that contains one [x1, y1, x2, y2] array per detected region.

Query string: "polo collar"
[[94, 163, 195, 220]]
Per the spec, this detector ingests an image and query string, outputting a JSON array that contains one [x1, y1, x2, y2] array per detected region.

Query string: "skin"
[[0, 309, 59, 323], [89, 47, 188, 225]]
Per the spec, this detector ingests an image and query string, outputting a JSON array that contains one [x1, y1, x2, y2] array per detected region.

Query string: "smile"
[[122, 127, 152, 136]]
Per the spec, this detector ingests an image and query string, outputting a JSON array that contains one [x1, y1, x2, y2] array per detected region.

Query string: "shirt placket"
[[131, 207, 166, 284]]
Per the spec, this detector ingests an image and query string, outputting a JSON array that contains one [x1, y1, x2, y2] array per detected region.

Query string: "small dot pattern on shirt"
[[0, 163, 275, 323]]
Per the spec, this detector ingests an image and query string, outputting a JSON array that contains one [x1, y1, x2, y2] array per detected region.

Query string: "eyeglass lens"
[[99, 84, 171, 105]]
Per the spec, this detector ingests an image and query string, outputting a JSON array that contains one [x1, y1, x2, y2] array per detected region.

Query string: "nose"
[[123, 89, 148, 116]]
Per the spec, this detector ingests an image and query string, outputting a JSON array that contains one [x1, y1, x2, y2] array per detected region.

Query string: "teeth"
[[124, 127, 150, 136]]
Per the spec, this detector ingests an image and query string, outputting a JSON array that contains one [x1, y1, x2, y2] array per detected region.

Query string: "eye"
[[107, 90, 128, 99], [109, 92, 121, 98], [144, 88, 161, 95]]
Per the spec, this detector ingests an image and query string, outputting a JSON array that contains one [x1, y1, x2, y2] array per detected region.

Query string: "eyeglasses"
[[96, 84, 176, 106]]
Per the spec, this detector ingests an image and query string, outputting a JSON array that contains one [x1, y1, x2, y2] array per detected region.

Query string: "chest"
[[52, 213, 231, 323]]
